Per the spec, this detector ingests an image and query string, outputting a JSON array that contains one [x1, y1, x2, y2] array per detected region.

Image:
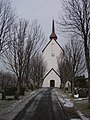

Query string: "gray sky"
[[0, 0, 68, 71], [10, 0, 67, 46], [0, 0, 65, 71]]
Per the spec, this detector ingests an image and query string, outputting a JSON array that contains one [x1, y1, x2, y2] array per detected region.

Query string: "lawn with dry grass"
[[0, 91, 32, 120], [64, 107, 81, 119], [58, 89, 90, 119], [73, 99, 90, 118]]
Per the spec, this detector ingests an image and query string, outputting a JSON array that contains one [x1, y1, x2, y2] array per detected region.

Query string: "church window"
[[51, 43, 55, 56]]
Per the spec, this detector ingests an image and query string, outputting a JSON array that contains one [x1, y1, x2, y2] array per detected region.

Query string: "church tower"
[[42, 20, 63, 87]]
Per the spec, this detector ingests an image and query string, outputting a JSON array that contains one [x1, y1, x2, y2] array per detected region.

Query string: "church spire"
[[49, 19, 57, 40]]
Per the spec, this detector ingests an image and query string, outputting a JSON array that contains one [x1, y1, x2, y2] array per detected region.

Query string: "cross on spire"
[[49, 19, 57, 40]]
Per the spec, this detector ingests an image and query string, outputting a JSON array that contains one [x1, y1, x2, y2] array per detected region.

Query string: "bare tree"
[[3, 20, 28, 98], [0, 71, 17, 90], [58, 0, 90, 105], [57, 55, 72, 91], [3, 19, 45, 97], [57, 38, 86, 96], [29, 53, 46, 89], [57, 52, 66, 90], [0, 0, 15, 55], [24, 20, 45, 89]]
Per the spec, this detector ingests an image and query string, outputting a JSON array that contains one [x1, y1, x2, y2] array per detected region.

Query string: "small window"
[[51, 43, 55, 56]]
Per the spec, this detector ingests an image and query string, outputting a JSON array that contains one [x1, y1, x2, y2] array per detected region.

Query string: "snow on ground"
[[64, 98, 74, 107], [71, 116, 89, 120], [77, 111, 90, 120], [53, 89, 74, 108], [71, 118, 81, 120], [74, 94, 79, 98], [0, 88, 44, 120], [53, 89, 90, 120], [75, 98, 88, 101], [0, 88, 89, 120]]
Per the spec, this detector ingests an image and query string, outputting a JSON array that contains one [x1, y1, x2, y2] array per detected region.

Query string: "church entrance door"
[[50, 80, 55, 87]]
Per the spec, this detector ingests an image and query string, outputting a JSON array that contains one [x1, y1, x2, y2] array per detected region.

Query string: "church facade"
[[42, 20, 63, 87]]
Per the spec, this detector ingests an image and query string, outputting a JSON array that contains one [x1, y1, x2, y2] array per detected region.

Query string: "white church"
[[42, 20, 64, 88]]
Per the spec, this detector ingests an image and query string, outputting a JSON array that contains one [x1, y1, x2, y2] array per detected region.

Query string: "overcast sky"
[[10, 0, 67, 46], [1, 0, 69, 71]]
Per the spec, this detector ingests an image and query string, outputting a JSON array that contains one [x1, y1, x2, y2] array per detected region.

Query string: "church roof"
[[42, 19, 64, 53], [42, 39, 64, 52], [43, 68, 60, 80], [49, 19, 57, 40]]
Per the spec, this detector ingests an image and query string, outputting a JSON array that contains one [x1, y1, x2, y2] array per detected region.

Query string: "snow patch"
[[75, 98, 88, 101], [71, 118, 81, 120], [52, 89, 89, 120], [30, 91, 37, 95], [77, 111, 90, 120], [58, 98, 65, 104], [64, 98, 74, 107], [74, 94, 79, 98], [53, 89, 74, 108]]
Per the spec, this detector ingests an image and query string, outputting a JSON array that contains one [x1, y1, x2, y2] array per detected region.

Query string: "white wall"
[[42, 70, 61, 87], [43, 39, 63, 72], [65, 81, 71, 88], [42, 39, 63, 87]]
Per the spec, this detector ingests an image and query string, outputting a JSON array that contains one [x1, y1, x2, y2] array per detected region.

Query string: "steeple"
[[49, 19, 57, 40]]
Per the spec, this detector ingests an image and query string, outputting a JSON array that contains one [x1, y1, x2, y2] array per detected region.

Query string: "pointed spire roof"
[[49, 19, 57, 40]]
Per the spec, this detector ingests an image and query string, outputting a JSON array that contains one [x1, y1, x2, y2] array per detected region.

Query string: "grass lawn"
[[58, 89, 90, 119], [0, 91, 32, 120], [73, 99, 90, 118]]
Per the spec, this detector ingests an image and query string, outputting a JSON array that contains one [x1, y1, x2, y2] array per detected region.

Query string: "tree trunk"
[[25, 66, 29, 90], [71, 78, 74, 97], [14, 78, 21, 100], [87, 64, 90, 108], [84, 41, 90, 107]]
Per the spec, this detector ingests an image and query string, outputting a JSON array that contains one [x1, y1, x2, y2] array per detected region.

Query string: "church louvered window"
[[51, 43, 55, 56]]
